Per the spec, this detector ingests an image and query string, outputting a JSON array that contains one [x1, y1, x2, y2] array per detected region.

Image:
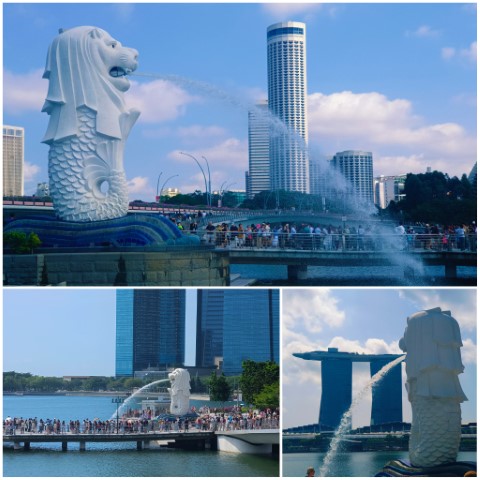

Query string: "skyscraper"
[[247, 100, 271, 198], [196, 289, 279, 375], [267, 21, 309, 193], [331, 150, 374, 206], [116, 289, 186, 377], [3, 125, 24, 196]]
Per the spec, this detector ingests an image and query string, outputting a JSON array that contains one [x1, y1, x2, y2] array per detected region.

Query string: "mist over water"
[[131, 72, 429, 281], [112, 378, 170, 419]]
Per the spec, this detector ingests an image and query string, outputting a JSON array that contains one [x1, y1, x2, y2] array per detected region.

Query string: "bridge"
[[225, 244, 476, 282], [3, 429, 279, 454]]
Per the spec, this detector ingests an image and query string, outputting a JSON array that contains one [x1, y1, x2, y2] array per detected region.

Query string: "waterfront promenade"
[[4, 428, 280, 452]]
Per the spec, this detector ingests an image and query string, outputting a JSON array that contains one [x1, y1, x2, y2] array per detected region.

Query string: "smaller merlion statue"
[[399, 307, 467, 468], [168, 368, 191, 416]]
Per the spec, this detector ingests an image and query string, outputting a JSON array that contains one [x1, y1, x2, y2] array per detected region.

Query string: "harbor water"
[[231, 264, 477, 286], [3, 395, 279, 477]]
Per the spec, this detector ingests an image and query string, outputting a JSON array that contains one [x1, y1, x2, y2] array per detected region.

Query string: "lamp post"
[[159, 174, 179, 202], [201, 156, 212, 208], [218, 182, 236, 208], [111, 396, 124, 434], [179, 152, 210, 207], [156, 172, 163, 202]]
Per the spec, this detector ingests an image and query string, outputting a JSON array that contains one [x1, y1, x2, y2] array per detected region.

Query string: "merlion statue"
[[399, 307, 467, 468], [42, 26, 140, 222], [168, 368, 191, 416]]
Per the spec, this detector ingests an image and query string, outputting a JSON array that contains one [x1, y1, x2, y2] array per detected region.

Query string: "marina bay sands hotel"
[[293, 348, 404, 430]]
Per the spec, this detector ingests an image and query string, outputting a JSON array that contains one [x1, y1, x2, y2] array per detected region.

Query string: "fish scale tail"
[[409, 397, 461, 467]]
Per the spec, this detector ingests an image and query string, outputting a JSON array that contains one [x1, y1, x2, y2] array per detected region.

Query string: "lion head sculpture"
[[42, 26, 139, 143], [168, 368, 191, 416], [399, 307, 467, 401]]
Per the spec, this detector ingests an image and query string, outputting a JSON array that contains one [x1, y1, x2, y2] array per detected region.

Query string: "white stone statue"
[[168, 368, 191, 416], [42, 26, 140, 222], [399, 307, 467, 468]]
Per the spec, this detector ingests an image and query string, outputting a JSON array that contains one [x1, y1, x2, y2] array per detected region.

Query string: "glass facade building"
[[3, 125, 24, 196], [319, 357, 353, 429], [196, 289, 280, 375], [370, 359, 403, 425], [247, 101, 271, 198], [115, 290, 186, 377], [267, 21, 309, 194], [332, 150, 374, 206]]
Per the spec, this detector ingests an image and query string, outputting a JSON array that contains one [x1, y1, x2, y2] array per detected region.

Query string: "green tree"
[[123, 378, 144, 391], [239, 360, 279, 405], [253, 381, 279, 410], [208, 371, 231, 403], [4, 231, 42, 253]]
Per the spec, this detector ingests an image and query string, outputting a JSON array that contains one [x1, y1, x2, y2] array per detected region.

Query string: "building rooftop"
[[293, 348, 405, 363]]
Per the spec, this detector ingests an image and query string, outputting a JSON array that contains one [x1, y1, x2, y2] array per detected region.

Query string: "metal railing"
[[192, 231, 477, 253]]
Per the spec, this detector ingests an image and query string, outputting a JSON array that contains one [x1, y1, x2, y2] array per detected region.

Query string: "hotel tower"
[[267, 21, 309, 193]]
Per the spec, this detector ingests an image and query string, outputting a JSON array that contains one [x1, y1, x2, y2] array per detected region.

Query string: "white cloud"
[[4, 69, 46, 113], [127, 80, 199, 123], [262, 3, 323, 17], [170, 137, 248, 171], [462, 338, 477, 365], [442, 42, 477, 63], [406, 25, 440, 38], [127, 176, 154, 198], [283, 289, 346, 334], [24, 162, 41, 183], [308, 90, 476, 176], [111, 3, 135, 22], [442, 47, 456, 60], [177, 125, 227, 140], [398, 289, 477, 331], [460, 41, 477, 63]]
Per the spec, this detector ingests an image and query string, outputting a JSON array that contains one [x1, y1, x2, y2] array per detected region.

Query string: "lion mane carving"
[[399, 307, 467, 468], [42, 26, 140, 222], [168, 368, 191, 416]]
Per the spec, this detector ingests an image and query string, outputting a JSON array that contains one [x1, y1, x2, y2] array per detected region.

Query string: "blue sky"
[[3, 2, 476, 200], [283, 288, 477, 428], [3, 288, 198, 375]]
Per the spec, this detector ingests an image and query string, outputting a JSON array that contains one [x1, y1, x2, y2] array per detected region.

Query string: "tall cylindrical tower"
[[267, 21, 309, 193]]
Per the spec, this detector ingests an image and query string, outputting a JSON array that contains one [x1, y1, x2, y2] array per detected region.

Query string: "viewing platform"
[[3, 429, 280, 454], [227, 246, 476, 282]]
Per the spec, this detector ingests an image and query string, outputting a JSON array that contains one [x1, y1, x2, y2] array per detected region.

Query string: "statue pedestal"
[[375, 459, 477, 477]]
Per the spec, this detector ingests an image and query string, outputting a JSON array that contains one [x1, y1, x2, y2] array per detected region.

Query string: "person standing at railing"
[[237, 223, 245, 247], [455, 224, 466, 251]]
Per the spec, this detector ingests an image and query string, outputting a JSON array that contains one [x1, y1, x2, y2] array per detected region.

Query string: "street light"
[[111, 396, 124, 434], [159, 174, 179, 201], [156, 172, 163, 202], [201, 156, 212, 208], [218, 182, 236, 208], [179, 152, 210, 207]]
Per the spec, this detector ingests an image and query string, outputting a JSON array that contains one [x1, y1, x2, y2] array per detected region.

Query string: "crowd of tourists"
[[197, 220, 477, 252], [3, 407, 279, 435]]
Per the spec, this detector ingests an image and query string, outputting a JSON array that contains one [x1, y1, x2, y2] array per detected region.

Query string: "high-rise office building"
[[331, 150, 374, 206], [116, 289, 186, 377], [196, 289, 279, 375], [247, 100, 271, 198], [267, 21, 309, 193], [3, 125, 24, 196]]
